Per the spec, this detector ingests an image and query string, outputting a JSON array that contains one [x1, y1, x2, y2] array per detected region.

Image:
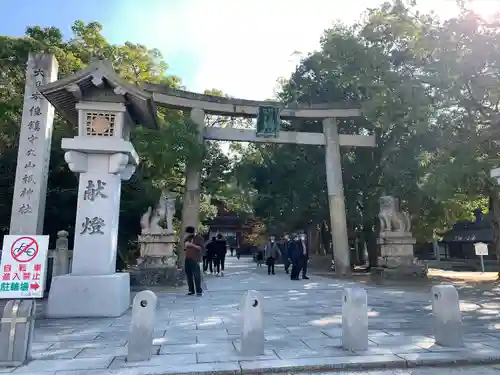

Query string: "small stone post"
[[342, 287, 368, 351], [431, 285, 464, 347], [127, 290, 157, 362], [240, 290, 264, 356], [53, 230, 69, 277]]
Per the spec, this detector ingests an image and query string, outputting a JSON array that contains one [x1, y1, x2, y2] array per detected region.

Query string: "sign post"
[[0, 235, 49, 365], [474, 242, 488, 273]]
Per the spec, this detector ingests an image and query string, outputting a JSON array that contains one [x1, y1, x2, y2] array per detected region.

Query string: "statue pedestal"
[[130, 233, 184, 287], [373, 231, 427, 280]]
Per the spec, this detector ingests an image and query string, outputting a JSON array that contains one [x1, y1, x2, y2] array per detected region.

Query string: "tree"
[[414, 7, 500, 261], [0, 21, 231, 264], [233, 0, 488, 266]]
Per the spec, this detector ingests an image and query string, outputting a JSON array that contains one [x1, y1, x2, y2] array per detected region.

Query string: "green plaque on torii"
[[256, 106, 280, 138]]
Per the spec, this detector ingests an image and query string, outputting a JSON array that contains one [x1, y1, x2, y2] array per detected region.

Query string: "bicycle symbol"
[[13, 244, 36, 257], [10, 237, 38, 262]]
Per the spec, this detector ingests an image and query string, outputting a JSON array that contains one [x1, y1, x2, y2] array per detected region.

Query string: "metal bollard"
[[240, 290, 264, 356], [342, 287, 368, 351], [431, 285, 464, 347], [127, 290, 157, 362], [0, 300, 36, 366]]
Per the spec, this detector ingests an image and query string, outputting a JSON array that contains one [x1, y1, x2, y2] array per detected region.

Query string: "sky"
[[1, 0, 499, 101]]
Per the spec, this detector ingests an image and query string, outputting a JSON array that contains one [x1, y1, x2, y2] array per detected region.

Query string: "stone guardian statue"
[[133, 191, 182, 287], [375, 195, 427, 279]]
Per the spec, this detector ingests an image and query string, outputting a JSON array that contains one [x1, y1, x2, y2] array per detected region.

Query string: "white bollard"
[[342, 287, 368, 351], [431, 285, 464, 347], [240, 290, 264, 356], [127, 290, 158, 362]]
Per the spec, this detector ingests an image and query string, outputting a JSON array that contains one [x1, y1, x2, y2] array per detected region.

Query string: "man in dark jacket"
[[282, 234, 292, 274], [297, 233, 310, 280], [214, 234, 227, 276], [204, 237, 217, 274], [289, 233, 302, 280]]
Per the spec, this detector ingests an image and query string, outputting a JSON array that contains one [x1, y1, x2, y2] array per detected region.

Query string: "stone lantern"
[[39, 61, 157, 318]]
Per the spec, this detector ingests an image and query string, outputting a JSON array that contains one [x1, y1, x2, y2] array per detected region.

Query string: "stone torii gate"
[[142, 85, 376, 276], [23, 57, 374, 317]]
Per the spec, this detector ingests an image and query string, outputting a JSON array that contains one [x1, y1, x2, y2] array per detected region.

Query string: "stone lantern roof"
[[38, 60, 158, 129]]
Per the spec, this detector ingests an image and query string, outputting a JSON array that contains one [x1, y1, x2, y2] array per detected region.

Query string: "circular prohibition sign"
[[11, 236, 39, 263]]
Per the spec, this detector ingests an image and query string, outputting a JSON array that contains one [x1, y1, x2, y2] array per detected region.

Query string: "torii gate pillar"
[[323, 118, 350, 276], [178, 108, 205, 266]]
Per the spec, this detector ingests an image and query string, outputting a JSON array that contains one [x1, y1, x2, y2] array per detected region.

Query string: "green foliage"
[[233, 0, 500, 263], [0, 21, 231, 262], [4, 1, 500, 267]]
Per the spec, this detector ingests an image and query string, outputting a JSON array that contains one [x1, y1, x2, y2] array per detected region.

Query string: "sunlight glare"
[[466, 0, 500, 19]]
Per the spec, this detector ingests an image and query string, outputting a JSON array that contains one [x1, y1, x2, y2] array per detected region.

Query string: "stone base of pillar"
[[46, 273, 130, 318], [130, 263, 184, 287], [372, 232, 428, 280], [371, 263, 428, 281], [129, 233, 185, 287]]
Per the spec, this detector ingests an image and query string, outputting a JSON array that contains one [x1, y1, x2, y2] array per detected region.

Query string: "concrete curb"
[[140, 351, 500, 375]]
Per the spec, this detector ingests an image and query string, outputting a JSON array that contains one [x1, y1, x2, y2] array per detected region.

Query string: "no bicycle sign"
[[0, 235, 49, 299]]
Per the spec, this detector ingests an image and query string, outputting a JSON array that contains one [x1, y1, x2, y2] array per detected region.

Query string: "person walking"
[[215, 234, 227, 276], [184, 226, 204, 296], [204, 237, 217, 274], [290, 233, 301, 280], [201, 239, 209, 274], [265, 236, 281, 275], [297, 233, 310, 280], [255, 246, 264, 268], [282, 234, 292, 274]]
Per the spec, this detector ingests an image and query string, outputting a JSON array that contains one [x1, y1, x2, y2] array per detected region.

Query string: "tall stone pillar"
[[10, 54, 58, 235], [323, 118, 351, 276], [47, 101, 138, 318], [178, 108, 205, 266]]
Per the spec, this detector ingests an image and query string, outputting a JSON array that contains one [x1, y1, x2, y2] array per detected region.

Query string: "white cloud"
[[117, 0, 499, 101]]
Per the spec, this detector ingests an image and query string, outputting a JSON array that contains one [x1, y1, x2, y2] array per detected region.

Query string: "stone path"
[[7, 256, 500, 374], [296, 368, 500, 374]]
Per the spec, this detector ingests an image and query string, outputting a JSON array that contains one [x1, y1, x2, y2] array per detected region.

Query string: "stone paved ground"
[[296, 368, 500, 374], [6, 256, 500, 374]]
